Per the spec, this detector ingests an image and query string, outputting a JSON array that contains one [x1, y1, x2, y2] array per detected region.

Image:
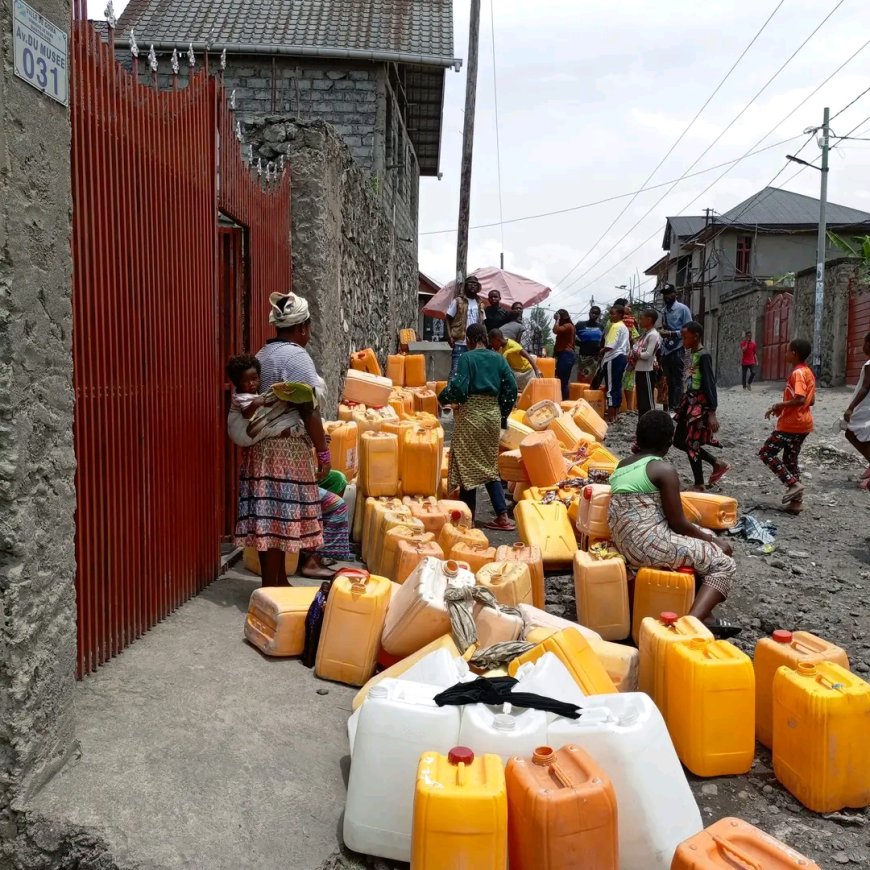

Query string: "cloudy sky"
[[95, 1, 870, 317]]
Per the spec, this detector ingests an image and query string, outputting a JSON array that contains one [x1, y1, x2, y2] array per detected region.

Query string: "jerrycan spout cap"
[[659, 611, 678, 626], [773, 629, 793, 643], [797, 662, 817, 676], [532, 746, 556, 766], [449, 510, 462, 522], [443, 559, 460, 577], [448, 746, 474, 765], [689, 637, 709, 650]]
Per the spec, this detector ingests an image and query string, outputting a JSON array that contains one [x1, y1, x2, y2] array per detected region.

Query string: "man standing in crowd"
[[659, 284, 693, 411], [574, 304, 604, 383], [446, 276, 487, 376], [484, 288, 509, 332], [740, 330, 758, 391]]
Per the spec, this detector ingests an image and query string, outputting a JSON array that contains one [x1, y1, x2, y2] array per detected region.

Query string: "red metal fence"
[[761, 293, 793, 382], [70, 11, 291, 676]]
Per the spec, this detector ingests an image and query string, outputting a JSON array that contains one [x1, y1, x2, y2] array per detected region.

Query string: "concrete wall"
[[0, 0, 77, 835], [714, 286, 772, 387], [245, 119, 418, 414]]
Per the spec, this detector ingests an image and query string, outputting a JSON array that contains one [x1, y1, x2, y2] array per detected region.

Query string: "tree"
[[524, 306, 553, 357]]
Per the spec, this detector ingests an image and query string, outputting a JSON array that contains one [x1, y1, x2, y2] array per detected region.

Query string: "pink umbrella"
[[422, 266, 551, 320]]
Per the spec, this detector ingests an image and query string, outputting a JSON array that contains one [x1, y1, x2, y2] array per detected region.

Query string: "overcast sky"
[[95, 1, 870, 317]]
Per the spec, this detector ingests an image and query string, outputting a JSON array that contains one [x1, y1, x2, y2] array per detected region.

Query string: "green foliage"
[[827, 231, 870, 263]]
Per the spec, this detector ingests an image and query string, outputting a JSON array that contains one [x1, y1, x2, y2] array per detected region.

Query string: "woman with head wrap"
[[234, 292, 335, 584]]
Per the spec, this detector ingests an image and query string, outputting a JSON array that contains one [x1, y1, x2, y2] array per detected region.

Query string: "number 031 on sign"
[[13, 0, 68, 107]]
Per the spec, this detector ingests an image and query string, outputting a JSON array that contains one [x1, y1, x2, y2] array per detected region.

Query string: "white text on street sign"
[[13, 0, 68, 107]]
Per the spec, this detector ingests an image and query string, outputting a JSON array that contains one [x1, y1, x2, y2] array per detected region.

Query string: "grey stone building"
[[115, 0, 459, 243], [645, 187, 870, 381]]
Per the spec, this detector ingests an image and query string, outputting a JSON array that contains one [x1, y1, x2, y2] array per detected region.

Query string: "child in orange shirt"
[[759, 339, 816, 513]]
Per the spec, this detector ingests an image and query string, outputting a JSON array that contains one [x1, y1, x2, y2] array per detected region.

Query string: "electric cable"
[[489, 0, 505, 256]]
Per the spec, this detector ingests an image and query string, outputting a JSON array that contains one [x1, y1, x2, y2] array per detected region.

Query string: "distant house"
[[115, 0, 459, 242]]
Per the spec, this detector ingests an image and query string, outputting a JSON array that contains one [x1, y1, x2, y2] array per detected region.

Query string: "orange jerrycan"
[[514, 501, 576, 569], [576, 484, 611, 549], [536, 356, 556, 378], [679, 491, 738, 530], [498, 449, 530, 483], [382, 525, 433, 581], [359, 431, 399, 497], [350, 348, 382, 376], [439, 513, 488, 555], [583, 389, 606, 419], [773, 662, 870, 812], [547, 414, 587, 450], [506, 745, 618, 870], [518, 378, 562, 410], [404, 354, 427, 387], [361, 497, 404, 562], [476, 561, 533, 608], [413, 389, 439, 417], [242, 547, 299, 577], [495, 543, 545, 609], [373, 512, 423, 577], [402, 427, 442, 497], [324, 420, 359, 480], [244, 586, 319, 656], [395, 538, 445, 584], [667, 638, 755, 776], [637, 613, 712, 720], [672, 817, 821, 870], [520, 430, 566, 487], [524, 400, 562, 431], [571, 398, 608, 441], [404, 497, 449, 534], [508, 627, 617, 695], [366, 505, 411, 572], [754, 629, 849, 749], [412, 747, 507, 870], [569, 382, 590, 400], [449, 542, 496, 573], [572, 550, 629, 641], [353, 406, 385, 435], [315, 569, 392, 686], [386, 353, 405, 386], [631, 567, 695, 643], [339, 400, 363, 421], [437, 499, 473, 525], [343, 369, 394, 407]]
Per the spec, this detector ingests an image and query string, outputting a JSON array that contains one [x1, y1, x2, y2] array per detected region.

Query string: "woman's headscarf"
[[269, 292, 310, 328]]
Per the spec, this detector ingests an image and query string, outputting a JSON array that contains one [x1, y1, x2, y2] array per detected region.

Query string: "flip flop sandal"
[[782, 484, 805, 504], [706, 619, 741, 640], [482, 519, 516, 532], [708, 464, 730, 487], [861, 467, 870, 480]]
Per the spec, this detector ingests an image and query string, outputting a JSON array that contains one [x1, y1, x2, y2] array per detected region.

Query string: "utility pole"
[[812, 107, 830, 377], [456, 0, 481, 284]]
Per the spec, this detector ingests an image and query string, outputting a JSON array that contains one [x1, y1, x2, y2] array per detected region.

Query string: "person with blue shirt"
[[659, 283, 694, 412]]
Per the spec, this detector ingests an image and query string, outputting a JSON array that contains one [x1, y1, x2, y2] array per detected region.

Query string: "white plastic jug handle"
[[710, 834, 764, 870]]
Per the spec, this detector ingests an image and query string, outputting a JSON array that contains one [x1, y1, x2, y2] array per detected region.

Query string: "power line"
[[553, 0, 787, 289], [419, 135, 802, 236], [488, 0, 505, 258]]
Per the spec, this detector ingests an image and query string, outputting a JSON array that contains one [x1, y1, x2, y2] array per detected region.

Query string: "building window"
[[676, 255, 690, 288], [736, 235, 752, 275]]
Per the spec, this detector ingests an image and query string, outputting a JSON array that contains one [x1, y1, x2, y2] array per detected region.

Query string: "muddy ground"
[[321, 383, 870, 870]]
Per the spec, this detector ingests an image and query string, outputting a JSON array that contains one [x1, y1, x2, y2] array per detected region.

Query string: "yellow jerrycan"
[[495, 542, 545, 609], [244, 586, 318, 657], [386, 353, 405, 386], [572, 549, 629, 641], [476, 561, 533, 608], [631, 567, 696, 643], [395, 538, 445, 585], [359, 431, 399, 497], [448, 542, 496, 574], [438, 513, 488, 554], [679, 491, 738, 531], [361, 497, 404, 562], [403, 354, 427, 387], [324, 420, 359, 480], [349, 348, 382, 376], [571, 398, 608, 441], [520, 430, 567, 488], [514, 501, 576, 570], [381, 524, 433, 581], [582, 389, 606, 419], [518, 378, 562, 411], [401, 427, 442, 497], [404, 497, 449, 535], [547, 414, 588, 451], [372, 512, 423, 577], [535, 356, 556, 378]]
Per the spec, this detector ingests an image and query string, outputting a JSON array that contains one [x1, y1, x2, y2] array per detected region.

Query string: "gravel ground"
[[321, 383, 870, 870]]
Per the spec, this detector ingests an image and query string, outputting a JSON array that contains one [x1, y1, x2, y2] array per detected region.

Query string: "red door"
[[847, 291, 870, 385], [762, 293, 793, 381], [218, 226, 248, 539]]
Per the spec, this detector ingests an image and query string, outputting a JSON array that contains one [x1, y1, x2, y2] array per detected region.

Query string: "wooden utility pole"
[[456, 0, 482, 284]]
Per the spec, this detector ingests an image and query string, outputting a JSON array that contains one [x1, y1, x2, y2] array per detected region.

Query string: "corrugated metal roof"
[[117, 0, 457, 66], [663, 215, 707, 250], [720, 186, 870, 226]]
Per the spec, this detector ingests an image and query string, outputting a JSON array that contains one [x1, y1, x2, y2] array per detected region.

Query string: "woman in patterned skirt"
[[235, 291, 334, 585], [608, 410, 737, 635], [439, 323, 518, 531]]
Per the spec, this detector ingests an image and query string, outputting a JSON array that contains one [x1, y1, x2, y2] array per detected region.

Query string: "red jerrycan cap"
[[659, 612, 678, 626], [772, 629, 793, 643], [448, 746, 475, 765], [677, 567, 695, 576], [583, 485, 593, 500]]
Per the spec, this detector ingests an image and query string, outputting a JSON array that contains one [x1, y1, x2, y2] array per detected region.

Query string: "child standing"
[[631, 308, 661, 416], [601, 304, 630, 423], [843, 331, 870, 487], [673, 321, 730, 490], [760, 339, 816, 512]]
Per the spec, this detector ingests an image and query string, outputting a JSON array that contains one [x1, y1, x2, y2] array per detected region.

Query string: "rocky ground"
[[321, 383, 869, 870]]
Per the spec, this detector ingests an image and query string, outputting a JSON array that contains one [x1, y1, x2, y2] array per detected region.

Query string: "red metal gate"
[[761, 293, 793, 381], [847, 287, 870, 385], [71, 11, 291, 676]]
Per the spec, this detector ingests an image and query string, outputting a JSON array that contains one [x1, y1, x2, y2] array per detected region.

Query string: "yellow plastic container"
[[413, 389, 439, 417], [514, 501, 576, 569], [359, 431, 400, 497], [498, 449, 530, 483], [495, 543, 545, 609], [500, 416, 535, 452], [772, 662, 870, 812], [571, 398, 608, 441], [576, 484, 611, 548], [382, 418, 415, 468], [547, 414, 587, 451], [242, 547, 299, 577], [582, 389, 606, 419], [524, 400, 562, 432], [353, 406, 386, 435], [315, 570, 392, 686], [518, 378, 562, 411], [569, 382, 590, 401], [395, 538, 445, 585], [402, 427, 442, 497], [449, 542, 497, 574], [372, 513, 424, 577], [520, 430, 566, 488], [382, 525, 433, 581], [412, 748, 507, 870], [535, 356, 556, 378], [637, 613, 713, 720], [437, 500, 473, 526], [589, 637, 639, 693], [386, 353, 405, 386], [679, 492, 738, 531], [754, 629, 850, 749], [631, 567, 696, 644], [343, 369, 394, 407], [388, 391, 407, 419], [439, 516, 488, 555], [361, 497, 405, 562], [508, 627, 617, 695], [476, 562, 533, 608], [588, 446, 619, 467], [349, 348, 382, 376], [667, 638, 755, 776], [572, 550, 629, 641], [399, 327, 418, 346], [324, 420, 359, 481], [244, 586, 319, 657], [404, 354, 427, 387], [339, 400, 364, 421]]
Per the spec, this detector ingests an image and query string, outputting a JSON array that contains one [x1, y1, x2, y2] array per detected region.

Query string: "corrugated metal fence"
[[71, 10, 291, 676]]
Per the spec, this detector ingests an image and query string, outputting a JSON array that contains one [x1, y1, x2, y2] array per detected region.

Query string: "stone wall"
[[715, 285, 782, 386], [0, 0, 77, 838], [245, 119, 418, 413], [793, 258, 862, 385]]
